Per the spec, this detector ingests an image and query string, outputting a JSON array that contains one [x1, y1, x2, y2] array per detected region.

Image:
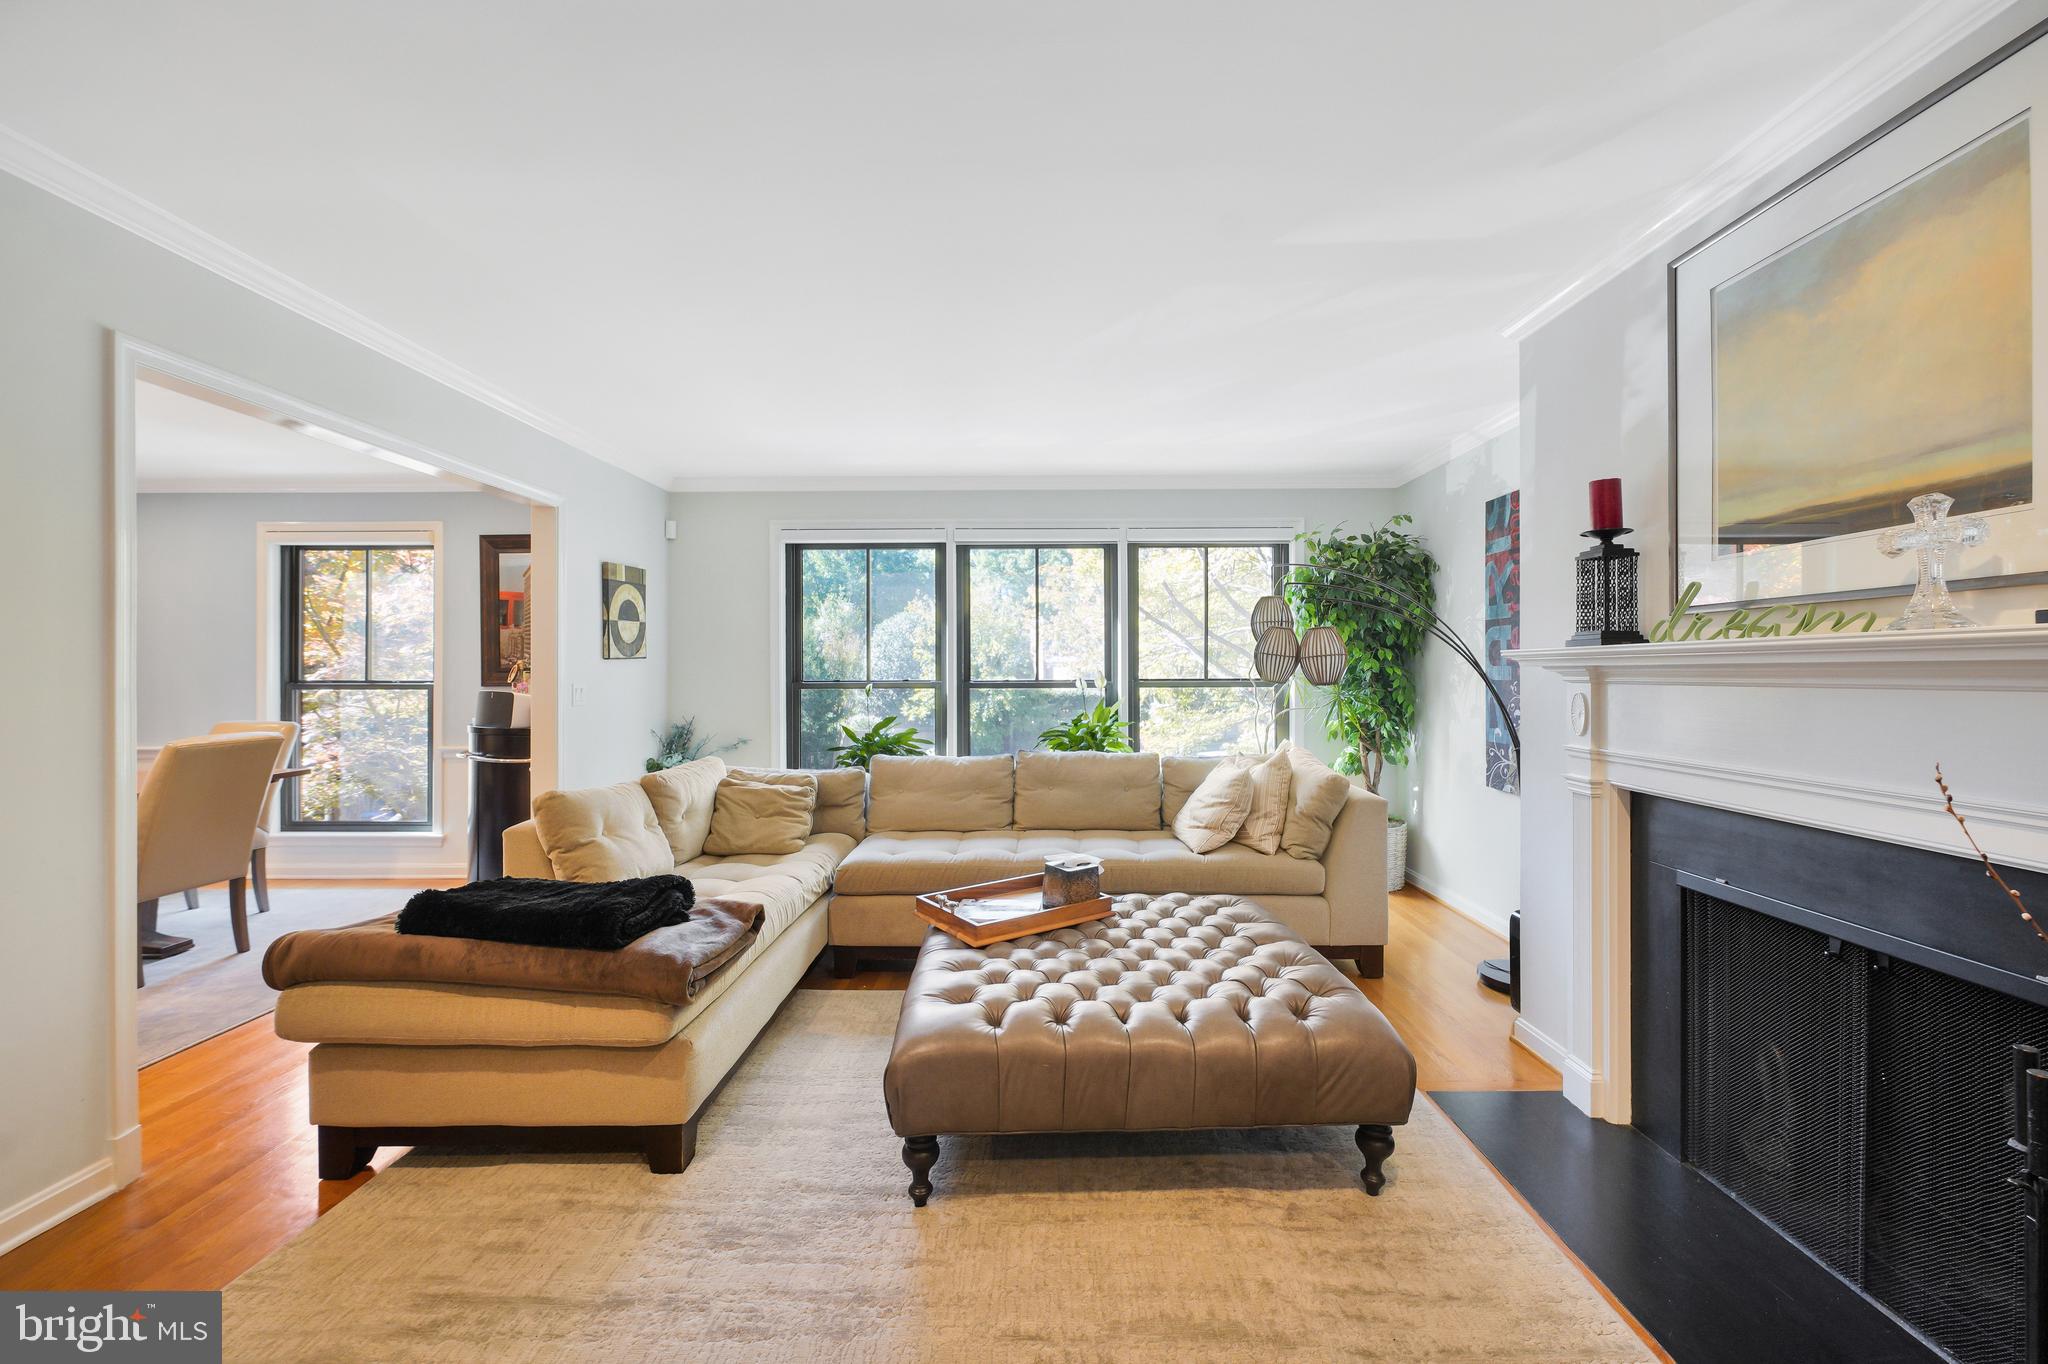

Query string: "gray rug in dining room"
[[138, 885, 417, 1065]]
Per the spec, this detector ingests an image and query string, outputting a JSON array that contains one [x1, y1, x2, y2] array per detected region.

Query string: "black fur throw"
[[397, 875, 695, 951]]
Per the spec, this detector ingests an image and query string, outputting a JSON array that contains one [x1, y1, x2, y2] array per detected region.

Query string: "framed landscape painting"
[[1672, 34, 2048, 606]]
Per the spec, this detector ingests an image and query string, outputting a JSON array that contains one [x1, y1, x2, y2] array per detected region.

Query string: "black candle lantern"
[[1569, 527, 1647, 646]]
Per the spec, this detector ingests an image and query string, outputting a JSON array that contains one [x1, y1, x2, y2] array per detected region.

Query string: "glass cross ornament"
[[1876, 493, 1989, 631]]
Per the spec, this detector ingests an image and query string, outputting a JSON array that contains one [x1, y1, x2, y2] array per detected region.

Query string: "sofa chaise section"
[[274, 758, 850, 1176]]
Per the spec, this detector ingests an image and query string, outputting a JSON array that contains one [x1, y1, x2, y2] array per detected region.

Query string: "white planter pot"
[[1386, 819, 1408, 893]]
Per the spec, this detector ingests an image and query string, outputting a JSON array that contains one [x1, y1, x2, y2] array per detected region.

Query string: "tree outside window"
[[285, 545, 435, 827], [788, 546, 943, 768], [1130, 544, 1286, 756]]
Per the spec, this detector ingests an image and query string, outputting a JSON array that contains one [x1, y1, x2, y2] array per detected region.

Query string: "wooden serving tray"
[[914, 872, 1115, 949]]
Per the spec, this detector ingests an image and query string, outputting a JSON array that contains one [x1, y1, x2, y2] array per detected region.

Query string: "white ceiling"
[[1, 0, 1955, 488], [136, 378, 465, 493]]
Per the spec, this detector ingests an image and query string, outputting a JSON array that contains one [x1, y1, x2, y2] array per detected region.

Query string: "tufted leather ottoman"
[[882, 892, 1416, 1204]]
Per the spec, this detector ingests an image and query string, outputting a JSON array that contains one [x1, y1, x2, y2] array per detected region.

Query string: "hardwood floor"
[[0, 884, 1552, 1292]]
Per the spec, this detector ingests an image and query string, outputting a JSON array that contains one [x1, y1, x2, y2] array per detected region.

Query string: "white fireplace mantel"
[[1511, 626, 2048, 1125]]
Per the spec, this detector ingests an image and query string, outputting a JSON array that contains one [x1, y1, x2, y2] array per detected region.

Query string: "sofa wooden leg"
[[318, 1126, 375, 1180], [646, 1121, 695, 1174], [1357, 1124, 1395, 1195], [1326, 945, 1383, 978], [832, 948, 861, 979], [902, 1135, 939, 1206]]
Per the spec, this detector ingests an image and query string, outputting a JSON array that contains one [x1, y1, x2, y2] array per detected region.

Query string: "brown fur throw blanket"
[[396, 874, 694, 950], [263, 896, 765, 1006]]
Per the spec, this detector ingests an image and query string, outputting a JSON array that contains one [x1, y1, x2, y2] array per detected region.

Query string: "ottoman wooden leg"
[[902, 1136, 939, 1207], [1356, 1124, 1395, 1195]]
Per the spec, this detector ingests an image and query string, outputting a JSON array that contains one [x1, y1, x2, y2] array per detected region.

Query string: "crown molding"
[[1501, 0, 2022, 342], [135, 479, 472, 496], [1381, 405, 1520, 489], [0, 122, 637, 479], [667, 469, 1418, 494]]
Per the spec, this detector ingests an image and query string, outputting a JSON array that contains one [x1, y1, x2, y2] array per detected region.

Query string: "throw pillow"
[[1171, 761, 1254, 854], [1280, 745, 1353, 860], [730, 766, 864, 839], [639, 756, 727, 863], [1229, 750, 1294, 856], [702, 777, 817, 856], [532, 781, 674, 883]]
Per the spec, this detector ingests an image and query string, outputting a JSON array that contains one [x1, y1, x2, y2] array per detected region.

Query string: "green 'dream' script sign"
[[1648, 582, 1880, 642]]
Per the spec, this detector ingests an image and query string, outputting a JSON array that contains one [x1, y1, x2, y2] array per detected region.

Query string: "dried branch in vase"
[[1935, 764, 2047, 950]]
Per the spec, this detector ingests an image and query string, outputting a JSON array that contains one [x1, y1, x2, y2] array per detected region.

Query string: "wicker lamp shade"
[[1253, 625, 1300, 684], [1251, 594, 1294, 639], [1298, 626, 1347, 686]]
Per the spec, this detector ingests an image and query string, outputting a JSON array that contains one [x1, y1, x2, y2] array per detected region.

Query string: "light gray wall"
[[1391, 430, 1521, 932], [1514, 6, 2043, 1081], [136, 490, 532, 875], [665, 487, 1402, 771], [137, 490, 530, 747], [0, 170, 667, 1240]]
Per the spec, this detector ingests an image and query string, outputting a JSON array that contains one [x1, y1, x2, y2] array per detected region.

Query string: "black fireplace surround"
[[1633, 797, 2048, 1364]]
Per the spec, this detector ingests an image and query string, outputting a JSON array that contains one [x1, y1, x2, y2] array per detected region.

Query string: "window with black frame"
[[1128, 543, 1288, 755], [786, 545, 944, 767], [282, 544, 436, 829], [958, 545, 1114, 754]]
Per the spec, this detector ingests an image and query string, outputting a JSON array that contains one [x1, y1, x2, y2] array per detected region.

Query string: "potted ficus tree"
[[1287, 516, 1438, 891]]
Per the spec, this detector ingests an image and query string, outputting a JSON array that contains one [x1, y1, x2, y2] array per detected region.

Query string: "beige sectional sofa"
[[274, 748, 1385, 1178]]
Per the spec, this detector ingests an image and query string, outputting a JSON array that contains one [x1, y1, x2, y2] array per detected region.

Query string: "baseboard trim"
[[1404, 869, 1511, 938], [0, 1157, 118, 1257], [111, 1122, 142, 1185], [1511, 1016, 1570, 1072], [1513, 1019, 1609, 1121]]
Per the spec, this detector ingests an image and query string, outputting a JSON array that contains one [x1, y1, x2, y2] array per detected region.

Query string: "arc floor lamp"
[[1250, 561, 1520, 995]]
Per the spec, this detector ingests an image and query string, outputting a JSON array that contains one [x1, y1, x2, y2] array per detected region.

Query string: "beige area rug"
[[224, 991, 1652, 1363], [140, 886, 416, 1065]]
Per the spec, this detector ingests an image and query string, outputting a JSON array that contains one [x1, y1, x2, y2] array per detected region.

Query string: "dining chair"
[[137, 731, 288, 987], [209, 720, 301, 914]]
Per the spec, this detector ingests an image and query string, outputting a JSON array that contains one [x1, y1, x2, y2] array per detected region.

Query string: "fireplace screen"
[[1684, 887, 2047, 1364]]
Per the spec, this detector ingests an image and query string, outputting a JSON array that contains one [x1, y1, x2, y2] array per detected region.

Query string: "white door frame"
[[106, 333, 563, 1187]]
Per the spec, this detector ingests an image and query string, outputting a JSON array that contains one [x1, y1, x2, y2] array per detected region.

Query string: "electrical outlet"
[[571, 684, 588, 707]]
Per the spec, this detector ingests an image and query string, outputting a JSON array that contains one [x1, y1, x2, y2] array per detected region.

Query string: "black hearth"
[[1633, 798, 2048, 1364]]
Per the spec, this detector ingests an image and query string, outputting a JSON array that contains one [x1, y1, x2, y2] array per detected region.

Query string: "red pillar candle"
[[1589, 477, 1624, 531]]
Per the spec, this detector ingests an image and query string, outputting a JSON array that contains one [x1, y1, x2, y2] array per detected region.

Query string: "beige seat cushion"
[[276, 980, 682, 1047], [681, 833, 853, 942], [1162, 756, 1218, 824], [531, 780, 672, 882], [1229, 750, 1293, 856], [836, 829, 1323, 897], [1013, 751, 1162, 830], [1281, 745, 1352, 860], [868, 755, 1014, 831], [639, 756, 727, 863], [703, 776, 816, 856], [733, 766, 867, 840], [1171, 762, 1254, 854]]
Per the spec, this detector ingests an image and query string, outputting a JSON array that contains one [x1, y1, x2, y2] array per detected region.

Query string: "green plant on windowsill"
[[646, 717, 746, 773], [1038, 700, 1133, 753], [829, 716, 931, 769]]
